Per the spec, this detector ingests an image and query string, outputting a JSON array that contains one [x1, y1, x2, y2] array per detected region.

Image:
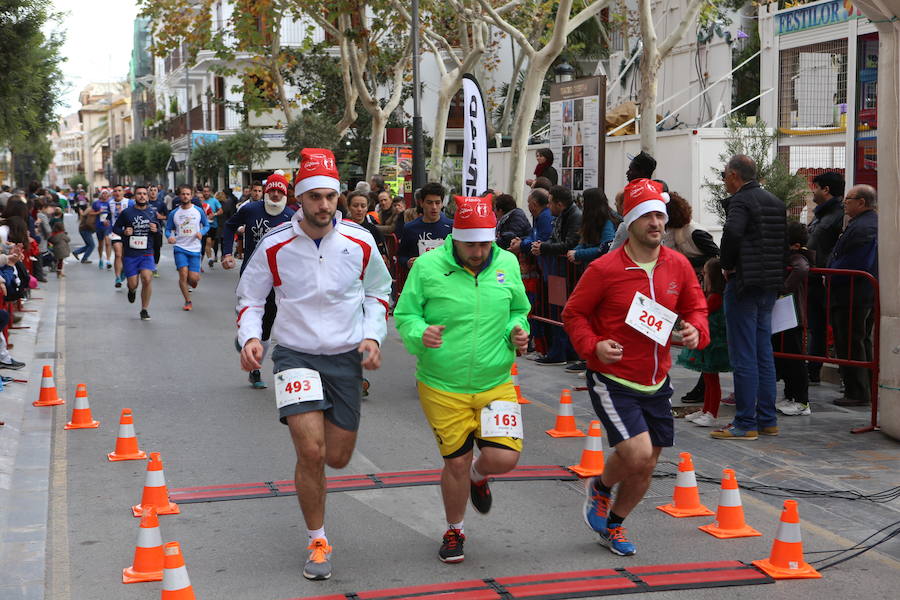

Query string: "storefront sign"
[[776, 0, 862, 36], [549, 76, 606, 198]]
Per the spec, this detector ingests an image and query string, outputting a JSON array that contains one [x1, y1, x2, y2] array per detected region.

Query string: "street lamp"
[[411, 0, 426, 194], [554, 60, 576, 83]]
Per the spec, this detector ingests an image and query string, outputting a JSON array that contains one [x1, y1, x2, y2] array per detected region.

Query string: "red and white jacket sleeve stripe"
[[360, 247, 393, 344], [235, 241, 274, 348]]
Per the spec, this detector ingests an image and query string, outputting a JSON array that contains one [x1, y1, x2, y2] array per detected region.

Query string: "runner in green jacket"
[[395, 195, 530, 565]]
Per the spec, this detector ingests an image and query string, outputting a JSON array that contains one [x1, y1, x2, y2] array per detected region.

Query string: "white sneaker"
[[684, 410, 703, 422], [779, 401, 811, 416], [692, 411, 717, 427], [775, 398, 794, 410]]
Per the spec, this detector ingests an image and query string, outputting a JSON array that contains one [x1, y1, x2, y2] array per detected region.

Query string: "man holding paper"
[[563, 178, 709, 556]]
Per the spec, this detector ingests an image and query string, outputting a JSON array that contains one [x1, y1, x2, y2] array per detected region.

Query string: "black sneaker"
[[249, 369, 266, 389], [140, 309, 151, 321], [127, 288, 136, 303], [0, 359, 26, 370], [470, 479, 492, 514], [535, 356, 566, 366], [1, 375, 13, 383], [438, 528, 465, 563], [115, 280, 122, 289], [565, 361, 587, 374]]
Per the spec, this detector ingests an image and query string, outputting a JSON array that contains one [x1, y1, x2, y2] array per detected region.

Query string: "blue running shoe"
[[583, 476, 611, 533], [599, 525, 636, 556]]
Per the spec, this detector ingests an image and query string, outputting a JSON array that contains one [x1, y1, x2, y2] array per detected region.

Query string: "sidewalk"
[[517, 350, 900, 546], [0, 282, 61, 599]]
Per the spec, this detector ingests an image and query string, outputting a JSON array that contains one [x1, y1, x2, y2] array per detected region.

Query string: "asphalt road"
[[47, 243, 900, 600]]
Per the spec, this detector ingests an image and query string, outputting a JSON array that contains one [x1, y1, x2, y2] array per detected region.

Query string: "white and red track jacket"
[[236, 212, 392, 355]]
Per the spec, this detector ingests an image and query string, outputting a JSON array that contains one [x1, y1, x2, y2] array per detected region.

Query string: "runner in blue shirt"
[[113, 185, 159, 320], [93, 190, 112, 270], [165, 185, 210, 311], [200, 185, 223, 269], [148, 184, 168, 277], [107, 184, 133, 288]]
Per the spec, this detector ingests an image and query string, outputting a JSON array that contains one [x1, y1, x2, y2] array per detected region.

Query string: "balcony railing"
[[160, 105, 205, 140]]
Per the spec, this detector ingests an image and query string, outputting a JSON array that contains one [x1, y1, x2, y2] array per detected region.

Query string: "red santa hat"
[[622, 178, 668, 229], [452, 194, 496, 242], [264, 170, 289, 196], [293, 148, 340, 196]]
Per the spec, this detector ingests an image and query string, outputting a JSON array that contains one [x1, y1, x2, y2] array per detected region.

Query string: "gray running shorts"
[[271, 345, 363, 431]]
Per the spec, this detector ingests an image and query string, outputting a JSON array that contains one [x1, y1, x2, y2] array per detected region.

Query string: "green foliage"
[[113, 148, 129, 176], [189, 140, 228, 184], [169, 96, 179, 116], [223, 127, 271, 172], [731, 19, 761, 120], [144, 139, 173, 179], [113, 139, 173, 181], [284, 113, 339, 162], [0, 0, 65, 147], [124, 143, 148, 179], [68, 174, 89, 190], [702, 118, 809, 223]]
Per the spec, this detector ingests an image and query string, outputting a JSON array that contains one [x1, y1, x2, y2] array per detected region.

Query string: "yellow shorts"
[[417, 380, 524, 457]]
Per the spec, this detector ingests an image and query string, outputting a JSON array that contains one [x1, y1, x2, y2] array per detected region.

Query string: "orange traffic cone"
[[133, 452, 180, 517], [33, 365, 64, 407], [657, 452, 714, 518], [699, 469, 761, 538], [568, 420, 605, 477], [108, 409, 148, 461], [161, 541, 196, 599], [64, 384, 100, 429], [545, 389, 585, 437], [511, 364, 530, 404], [753, 500, 821, 579], [123, 506, 164, 583]]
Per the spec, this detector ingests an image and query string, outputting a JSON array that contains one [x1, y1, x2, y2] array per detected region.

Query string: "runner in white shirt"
[[236, 149, 391, 581], [165, 185, 210, 311], [107, 184, 133, 288]]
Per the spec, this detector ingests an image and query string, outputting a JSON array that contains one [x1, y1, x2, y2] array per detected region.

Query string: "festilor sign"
[[776, 0, 863, 36]]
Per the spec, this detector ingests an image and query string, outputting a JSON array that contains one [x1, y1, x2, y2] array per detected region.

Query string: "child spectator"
[[678, 257, 731, 426], [776, 222, 814, 416], [49, 222, 71, 278]]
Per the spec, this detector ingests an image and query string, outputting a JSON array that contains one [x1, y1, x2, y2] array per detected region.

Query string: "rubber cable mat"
[[169, 465, 579, 504], [286, 560, 774, 600]]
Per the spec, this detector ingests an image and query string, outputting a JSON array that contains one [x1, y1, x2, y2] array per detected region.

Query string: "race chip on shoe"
[[624, 291, 678, 346], [275, 368, 325, 409], [480, 401, 523, 439]]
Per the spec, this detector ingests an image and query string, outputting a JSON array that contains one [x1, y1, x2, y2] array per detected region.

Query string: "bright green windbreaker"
[[394, 235, 531, 394]]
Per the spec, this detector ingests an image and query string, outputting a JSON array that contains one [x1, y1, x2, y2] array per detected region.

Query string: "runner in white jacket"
[[236, 148, 391, 581]]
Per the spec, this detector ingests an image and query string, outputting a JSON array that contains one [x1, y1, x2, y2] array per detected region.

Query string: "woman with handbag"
[[72, 201, 97, 263]]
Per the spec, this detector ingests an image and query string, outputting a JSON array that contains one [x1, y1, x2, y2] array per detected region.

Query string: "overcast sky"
[[52, 0, 138, 114]]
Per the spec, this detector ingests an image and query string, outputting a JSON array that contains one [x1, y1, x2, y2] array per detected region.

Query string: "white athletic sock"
[[470, 462, 487, 483], [307, 527, 327, 544], [448, 521, 464, 534]]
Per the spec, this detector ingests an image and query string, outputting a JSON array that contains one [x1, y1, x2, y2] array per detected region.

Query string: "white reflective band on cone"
[[163, 565, 191, 590], [512, 373, 519, 385], [675, 470, 698, 487], [584, 435, 603, 451], [558, 403, 574, 416], [775, 520, 803, 544], [145, 469, 166, 487], [41, 376, 54, 387], [119, 423, 136, 438], [718, 487, 742, 507], [74, 395, 89, 409], [137, 525, 162, 548]]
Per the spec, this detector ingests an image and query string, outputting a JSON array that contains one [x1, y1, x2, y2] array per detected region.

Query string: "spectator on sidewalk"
[[828, 184, 878, 407], [610, 152, 658, 251], [567, 187, 616, 265], [806, 171, 845, 385], [494, 194, 532, 250], [713, 154, 786, 441], [397, 182, 452, 269], [775, 223, 814, 416], [526, 148, 558, 186]]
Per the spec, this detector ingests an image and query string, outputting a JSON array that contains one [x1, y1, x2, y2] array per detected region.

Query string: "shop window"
[[778, 40, 848, 133], [855, 32, 878, 187]]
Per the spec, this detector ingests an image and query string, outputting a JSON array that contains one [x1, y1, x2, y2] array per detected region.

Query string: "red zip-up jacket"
[[563, 245, 710, 387]]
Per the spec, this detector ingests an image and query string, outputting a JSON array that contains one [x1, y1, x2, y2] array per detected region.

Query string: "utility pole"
[[184, 44, 193, 187], [411, 0, 426, 193]]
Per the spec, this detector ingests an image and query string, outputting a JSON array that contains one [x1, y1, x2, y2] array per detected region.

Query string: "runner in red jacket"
[[563, 178, 709, 556]]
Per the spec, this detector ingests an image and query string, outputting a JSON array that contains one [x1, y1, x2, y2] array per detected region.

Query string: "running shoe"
[[208, 259, 214, 267], [249, 370, 266, 389], [1, 375, 13, 383], [438, 528, 465, 563], [691, 411, 716, 427], [98, 260, 104, 270], [153, 270, 159, 278], [140, 310, 151, 321], [778, 400, 811, 416], [720, 393, 736, 406], [565, 361, 587, 374], [0, 359, 26, 370], [182, 301, 192, 311], [683, 409, 703, 422], [114, 276, 122, 289], [535, 356, 566, 366], [583, 476, 611, 533], [470, 478, 492, 514], [303, 538, 332, 580], [127, 288, 136, 303], [80, 260, 93, 264], [710, 423, 758, 440], [106, 262, 112, 270], [599, 525, 636, 556]]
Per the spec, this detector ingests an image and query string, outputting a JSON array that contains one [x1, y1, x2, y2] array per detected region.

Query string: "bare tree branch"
[[658, 0, 706, 58]]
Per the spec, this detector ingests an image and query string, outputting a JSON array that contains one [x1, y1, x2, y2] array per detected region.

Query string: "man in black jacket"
[[532, 185, 582, 367], [494, 193, 532, 249], [806, 171, 845, 384], [713, 155, 786, 441], [827, 185, 878, 406]]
